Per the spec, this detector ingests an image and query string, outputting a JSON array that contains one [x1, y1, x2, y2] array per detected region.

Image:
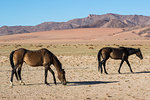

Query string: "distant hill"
[[1, 13, 150, 35], [138, 27, 150, 37]]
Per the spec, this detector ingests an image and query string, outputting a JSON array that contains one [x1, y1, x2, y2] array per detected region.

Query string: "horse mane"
[[47, 50, 62, 71], [53, 55, 62, 68]]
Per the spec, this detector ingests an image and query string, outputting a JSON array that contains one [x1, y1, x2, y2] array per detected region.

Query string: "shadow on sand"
[[120, 71, 150, 74], [108, 70, 150, 75], [67, 81, 119, 86], [19, 83, 46, 86], [17, 82, 56, 86], [17, 81, 119, 87], [134, 71, 150, 74]]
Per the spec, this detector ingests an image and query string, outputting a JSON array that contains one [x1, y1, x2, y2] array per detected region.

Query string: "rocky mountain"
[[1, 13, 150, 35]]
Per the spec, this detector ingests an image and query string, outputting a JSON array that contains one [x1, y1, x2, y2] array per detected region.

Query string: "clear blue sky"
[[0, 0, 150, 27]]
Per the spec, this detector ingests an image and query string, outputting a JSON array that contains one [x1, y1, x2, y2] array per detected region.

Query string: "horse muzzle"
[[140, 56, 143, 60], [62, 81, 67, 85]]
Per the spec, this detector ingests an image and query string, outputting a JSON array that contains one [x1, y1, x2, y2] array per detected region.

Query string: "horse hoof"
[[10, 84, 13, 87], [10, 85, 13, 88], [45, 82, 50, 85], [21, 82, 25, 85], [20, 81, 25, 85], [131, 71, 134, 73], [10, 81, 13, 88]]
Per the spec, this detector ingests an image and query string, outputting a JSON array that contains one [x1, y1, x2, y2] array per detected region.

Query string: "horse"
[[97, 46, 143, 74], [9, 48, 67, 87]]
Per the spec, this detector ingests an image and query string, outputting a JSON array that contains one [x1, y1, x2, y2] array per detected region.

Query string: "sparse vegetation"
[[0, 42, 150, 99]]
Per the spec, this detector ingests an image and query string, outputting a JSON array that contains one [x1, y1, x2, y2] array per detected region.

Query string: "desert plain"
[[0, 28, 150, 100]]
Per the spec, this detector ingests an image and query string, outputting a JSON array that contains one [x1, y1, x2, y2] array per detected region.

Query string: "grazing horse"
[[10, 48, 67, 87], [97, 47, 143, 74]]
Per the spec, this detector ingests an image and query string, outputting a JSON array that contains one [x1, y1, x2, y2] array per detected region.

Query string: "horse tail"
[[10, 51, 15, 69], [97, 49, 102, 71], [10, 50, 20, 81]]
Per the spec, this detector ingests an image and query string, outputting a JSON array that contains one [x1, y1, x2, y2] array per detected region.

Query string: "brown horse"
[[97, 47, 143, 74], [10, 48, 67, 87]]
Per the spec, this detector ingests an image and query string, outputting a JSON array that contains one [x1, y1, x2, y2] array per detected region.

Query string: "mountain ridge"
[[1, 13, 150, 35]]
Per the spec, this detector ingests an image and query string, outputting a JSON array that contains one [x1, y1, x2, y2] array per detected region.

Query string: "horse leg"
[[118, 60, 125, 74], [10, 66, 18, 87], [18, 64, 25, 85], [125, 60, 133, 73], [98, 60, 103, 74], [102, 60, 108, 74], [99, 59, 106, 74], [15, 70, 19, 81], [48, 67, 57, 85], [44, 66, 49, 85]]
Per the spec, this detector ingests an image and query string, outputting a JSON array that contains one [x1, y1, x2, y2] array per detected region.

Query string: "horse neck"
[[52, 55, 62, 72], [127, 48, 138, 55]]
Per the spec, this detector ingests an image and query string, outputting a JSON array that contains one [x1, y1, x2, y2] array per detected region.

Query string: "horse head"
[[136, 48, 143, 60], [58, 69, 67, 85]]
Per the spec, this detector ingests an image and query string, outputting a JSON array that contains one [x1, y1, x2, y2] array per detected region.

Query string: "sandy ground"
[[0, 54, 150, 100], [0, 28, 150, 100], [0, 28, 149, 44]]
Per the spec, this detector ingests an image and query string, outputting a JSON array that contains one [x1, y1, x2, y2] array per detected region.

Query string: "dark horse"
[[10, 48, 67, 87], [97, 47, 143, 74]]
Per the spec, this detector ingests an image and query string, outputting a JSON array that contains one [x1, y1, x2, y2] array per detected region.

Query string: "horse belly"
[[24, 55, 43, 66], [110, 52, 123, 59]]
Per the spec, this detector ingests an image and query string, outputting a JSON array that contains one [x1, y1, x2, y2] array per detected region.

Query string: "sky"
[[0, 0, 150, 27]]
